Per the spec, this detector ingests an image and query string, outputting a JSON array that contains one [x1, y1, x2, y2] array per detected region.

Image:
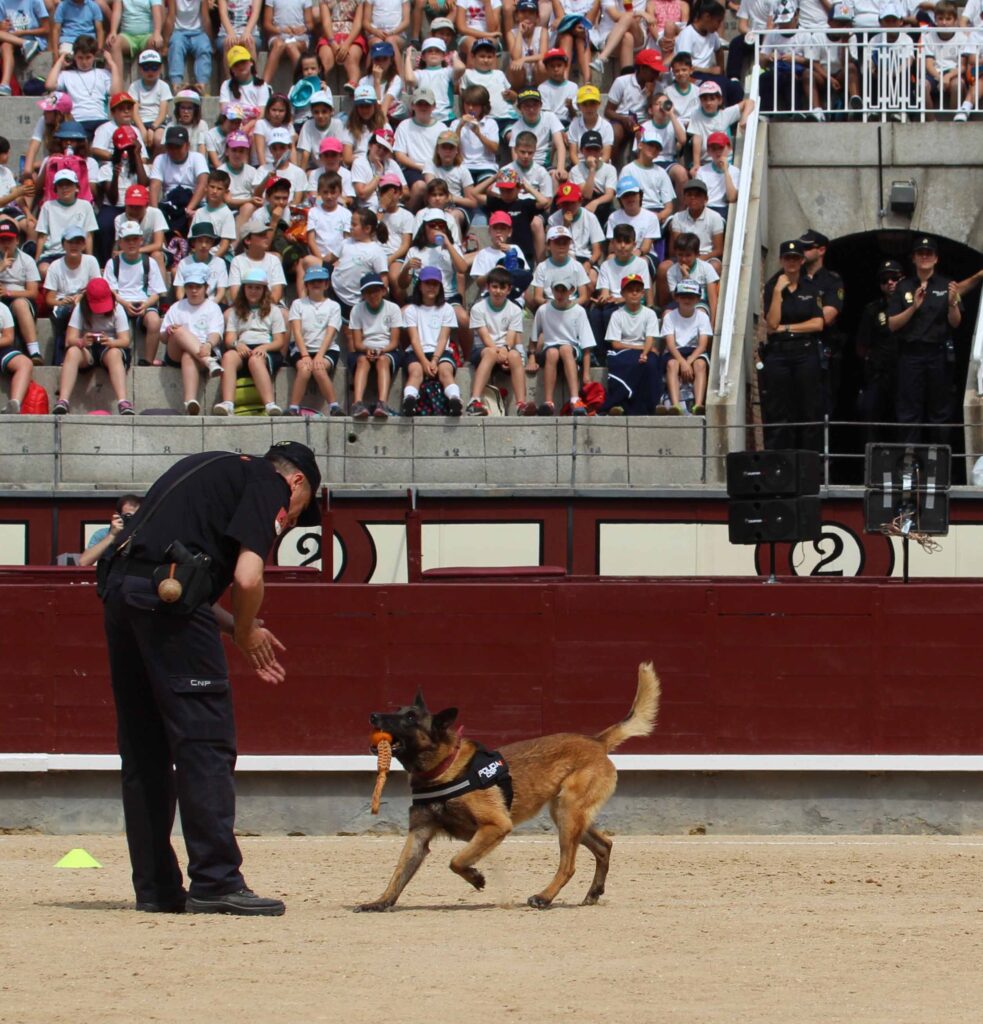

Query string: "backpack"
[[414, 377, 449, 416], [21, 381, 49, 414], [41, 154, 93, 203], [112, 254, 151, 297]]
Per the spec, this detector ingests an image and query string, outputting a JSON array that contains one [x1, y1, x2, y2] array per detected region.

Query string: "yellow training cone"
[[55, 848, 102, 869]]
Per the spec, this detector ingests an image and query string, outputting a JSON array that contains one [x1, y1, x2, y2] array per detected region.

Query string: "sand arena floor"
[[3, 832, 983, 1024]]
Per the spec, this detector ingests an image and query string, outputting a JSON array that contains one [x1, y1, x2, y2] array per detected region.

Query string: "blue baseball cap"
[[55, 121, 87, 140], [181, 263, 210, 285], [616, 175, 642, 197], [419, 266, 442, 283], [353, 83, 377, 105], [370, 42, 394, 59], [304, 266, 330, 283], [62, 224, 87, 241], [242, 268, 269, 285], [359, 272, 385, 292]]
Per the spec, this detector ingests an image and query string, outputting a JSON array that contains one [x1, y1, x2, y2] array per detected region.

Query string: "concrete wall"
[[5, 770, 983, 835]]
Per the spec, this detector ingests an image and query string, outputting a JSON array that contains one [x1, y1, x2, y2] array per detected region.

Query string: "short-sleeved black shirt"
[[888, 272, 954, 345], [119, 451, 291, 602], [806, 266, 845, 317], [763, 272, 824, 331]]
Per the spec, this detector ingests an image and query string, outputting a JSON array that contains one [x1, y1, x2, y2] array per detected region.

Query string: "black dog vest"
[[411, 744, 514, 810]]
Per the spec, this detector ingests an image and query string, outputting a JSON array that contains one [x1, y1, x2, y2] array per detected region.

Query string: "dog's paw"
[[581, 889, 603, 906], [526, 894, 552, 910], [353, 900, 393, 913], [465, 868, 485, 891]]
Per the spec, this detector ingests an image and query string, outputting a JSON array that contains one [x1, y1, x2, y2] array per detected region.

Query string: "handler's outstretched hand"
[[235, 627, 287, 686]]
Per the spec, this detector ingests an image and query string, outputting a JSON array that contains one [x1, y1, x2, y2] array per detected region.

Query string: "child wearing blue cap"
[[401, 264, 463, 417], [287, 266, 344, 416], [357, 41, 405, 120], [349, 271, 403, 418]]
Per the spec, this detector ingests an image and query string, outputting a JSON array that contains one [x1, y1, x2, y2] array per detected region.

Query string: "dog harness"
[[410, 744, 514, 810]]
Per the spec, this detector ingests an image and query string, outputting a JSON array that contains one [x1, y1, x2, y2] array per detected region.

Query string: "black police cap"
[[911, 235, 938, 253], [779, 239, 805, 258], [877, 259, 904, 278], [265, 441, 321, 526], [798, 228, 829, 248]]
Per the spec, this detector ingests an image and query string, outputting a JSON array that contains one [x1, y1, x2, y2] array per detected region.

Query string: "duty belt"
[[767, 335, 818, 352]]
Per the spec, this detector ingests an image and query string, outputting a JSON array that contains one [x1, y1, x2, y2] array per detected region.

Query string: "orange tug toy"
[[370, 731, 393, 814]]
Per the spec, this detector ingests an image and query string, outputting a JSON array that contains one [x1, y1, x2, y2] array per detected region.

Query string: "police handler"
[[798, 228, 845, 414], [100, 441, 321, 917], [887, 236, 961, 444], [759, 239, 826, 452], [856, 258, 904, 442]]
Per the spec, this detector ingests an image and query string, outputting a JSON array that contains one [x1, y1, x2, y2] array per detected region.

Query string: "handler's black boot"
[[187, 888, 286, 917]]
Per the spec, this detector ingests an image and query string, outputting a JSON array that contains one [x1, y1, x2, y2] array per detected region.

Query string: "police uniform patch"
[[274, 507, 288, 536], [837, 288, 844, 301], [905, 292, 913, 303]]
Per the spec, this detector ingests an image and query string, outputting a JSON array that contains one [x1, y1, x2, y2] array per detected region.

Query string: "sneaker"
[[328, 403, 345, 417], [53, 399, 69, 415], [137, 358, 152, 367], [401, 394, 417, 417], [569, 396, 587, 416], [953, 109, 969, 122], [265, 402, 284, 416], [447, 395, 463, 417], [466, 397, 487, 416], [669, 403, 684, 416], [590, 56, 605, 75], [187, 888, 285, 917], [286, 404, 301, 416], [21, 39, 40, 61], [117, 400, 135, 415], [207, 357, 223, 378], [30, 352, 43, 366], [692, 403, 705, 415], [654, 404, 668, 416], [521, 400, 538, 417], [606, 405, 624, 416], [3, 398, 20, 414], [372, 401, 389, 419], [0, 85, 11, 97], [810, 108, 825, 122], [351, 400, 370, 419], [184, 398, 201, 416], [343, 80, 357, 93], [537, 401, 555, 416], [212, 400, 235, 416]]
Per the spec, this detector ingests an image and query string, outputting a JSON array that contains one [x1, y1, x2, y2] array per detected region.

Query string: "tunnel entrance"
[[824, 229, 981, 485]]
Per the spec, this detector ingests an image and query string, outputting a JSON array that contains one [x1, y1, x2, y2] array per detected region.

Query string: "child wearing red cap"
[[112, 183, 167, 280], [694, 131, 740, 220], [599, 273, 663, 415], [53, 278, 133, 415], [546, 181, 603, 288], [0, 220, 42, 366], [605, 50, 665, 157], [468, 211, 532, 304], [538, 48, 579, 127]]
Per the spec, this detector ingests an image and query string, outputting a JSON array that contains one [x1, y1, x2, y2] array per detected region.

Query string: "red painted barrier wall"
[[3, 572, 983, 757]]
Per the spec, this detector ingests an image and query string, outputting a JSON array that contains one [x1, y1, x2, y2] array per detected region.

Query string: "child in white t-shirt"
[[286, 266, 344, 416], [450, 84, 500, 185], [467, 265, 530, 415], [600, 273, 662, 415], [400, 265, 463, 417], [348, 272, 403, 419], [661, 278, 711, 414], [528, 275, 596, 415], [403, 37, 465, 124], [129, 49, 173, 150]]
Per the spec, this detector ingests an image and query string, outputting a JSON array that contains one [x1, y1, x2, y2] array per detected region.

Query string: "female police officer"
[[100, 441, 320, 917], [759, 239, 826, 452]]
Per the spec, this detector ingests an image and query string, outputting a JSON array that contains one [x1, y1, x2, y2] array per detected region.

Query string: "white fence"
[[752, 26, 983, 122]]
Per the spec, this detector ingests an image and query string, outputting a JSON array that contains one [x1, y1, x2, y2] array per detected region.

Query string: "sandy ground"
[[3, 833, 983, 1024]]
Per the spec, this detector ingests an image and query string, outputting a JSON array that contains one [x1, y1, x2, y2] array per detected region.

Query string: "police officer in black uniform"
[[888, 236, 962, 444], [759, 239, 826, 451], [856, 258, 904, 442], [100, 441, 321, 916], [798, 229, 846, 414]]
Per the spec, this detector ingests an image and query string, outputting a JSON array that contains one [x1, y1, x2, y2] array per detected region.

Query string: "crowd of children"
[[10, 0, 978, 417]]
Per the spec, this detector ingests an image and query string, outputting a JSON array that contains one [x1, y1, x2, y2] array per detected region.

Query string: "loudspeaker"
[[726, 450, 821, 497], [864, 443, 950, 492], [728, 497, 822, 544], [864, 490, 950, 536]]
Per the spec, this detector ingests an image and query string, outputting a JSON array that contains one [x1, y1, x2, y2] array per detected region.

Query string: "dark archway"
[[825, 229, 982, 484]]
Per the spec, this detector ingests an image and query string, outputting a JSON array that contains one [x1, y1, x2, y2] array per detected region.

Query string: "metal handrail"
[[715, 67, 761, 399]]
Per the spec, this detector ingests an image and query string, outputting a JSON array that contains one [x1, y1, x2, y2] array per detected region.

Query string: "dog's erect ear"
[[413, 688, 428, 712], [431, 707, 458, 734]]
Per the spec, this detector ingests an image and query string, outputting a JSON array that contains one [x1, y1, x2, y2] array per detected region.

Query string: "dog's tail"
[[595, 662, 661, 753]]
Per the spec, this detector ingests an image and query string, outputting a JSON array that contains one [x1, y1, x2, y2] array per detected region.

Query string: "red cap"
[[124, 184, 149, 206], [0, 220, 18, 237], [706, 131, 731, 148], [543, 47, 568, 62], [489, 211, 513, 227], [113, 125, 139, 150], [621, 273, 645, 289], [110, 91, 136, 109], [634, 49, 666, 72], [86, 278, 114, 314], [556, 182, 582, 205]]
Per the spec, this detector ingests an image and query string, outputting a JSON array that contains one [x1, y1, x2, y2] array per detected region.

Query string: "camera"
[[661, 100, 673, 112]]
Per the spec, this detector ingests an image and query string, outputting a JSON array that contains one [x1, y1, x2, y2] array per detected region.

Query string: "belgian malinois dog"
[[355, 662, 660, 911]]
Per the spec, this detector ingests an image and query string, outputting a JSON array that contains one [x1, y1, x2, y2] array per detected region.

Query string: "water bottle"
[[64, 145, 74, 157], [433, 233, 444, 247], [504, 247, 518, 273]]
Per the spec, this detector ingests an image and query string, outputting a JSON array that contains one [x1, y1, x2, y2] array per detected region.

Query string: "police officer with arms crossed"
[[798, 228, 845, 413], [99, 441, 321, 917], [887, 236, 961, 445], [759, 239, 826, 452]]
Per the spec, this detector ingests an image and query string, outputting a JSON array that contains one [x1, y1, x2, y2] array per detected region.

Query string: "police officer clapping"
[[887, 236, 962, 444], [759, 239, 826, 452], [856, 259, 904, 443], [100, 442, 322, 918]]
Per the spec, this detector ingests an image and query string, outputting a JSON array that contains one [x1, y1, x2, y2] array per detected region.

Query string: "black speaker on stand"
[[863, 444, 951, 583], [726, 450, 823, 582]]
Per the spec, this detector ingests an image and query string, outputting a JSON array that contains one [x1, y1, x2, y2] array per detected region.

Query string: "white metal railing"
[[715, 66, 761, 398], [752, 27, 983, 122]]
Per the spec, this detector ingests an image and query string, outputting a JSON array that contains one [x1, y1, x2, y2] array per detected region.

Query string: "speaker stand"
[[903, 534, 910, 584], [765, 542, 778, 585]]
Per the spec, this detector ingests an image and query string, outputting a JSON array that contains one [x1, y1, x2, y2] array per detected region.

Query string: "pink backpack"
[[41, 154, 93, 203]]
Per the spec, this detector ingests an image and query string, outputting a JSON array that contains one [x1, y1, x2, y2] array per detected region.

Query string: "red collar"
[[415, 727, 463, 782]]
